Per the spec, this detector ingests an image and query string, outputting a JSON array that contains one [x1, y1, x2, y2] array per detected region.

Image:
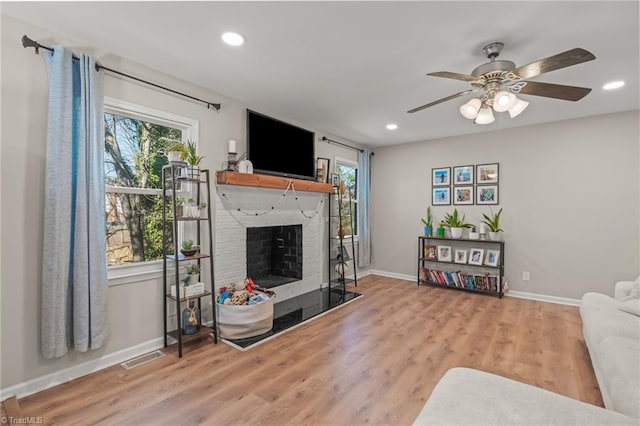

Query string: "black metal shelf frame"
[[162, 165, 218, 357], [417, 235, 505, 298]]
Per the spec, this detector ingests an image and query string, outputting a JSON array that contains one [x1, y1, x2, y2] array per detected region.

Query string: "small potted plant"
[[482, 207, 504, 240], [165, 141, 187, 165], [184, 198, 198, 218], [175, 197, 185, 217], [421, 207, 433, 236], [197, 202, 207, 217], [440, 208, 473, 239], [186, 263, 200, 285], [185, 140, 204, 179], [180, 240, 199, 257]]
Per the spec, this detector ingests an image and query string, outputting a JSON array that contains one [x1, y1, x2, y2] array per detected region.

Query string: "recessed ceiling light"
[[603, 81, 625, 90], [386, 123, 398, 130], [222, 32, 245, 47]]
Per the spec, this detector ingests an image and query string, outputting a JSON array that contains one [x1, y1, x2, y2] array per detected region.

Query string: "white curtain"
[[41, 46, 108, 359], [357, 149, 372, 266]]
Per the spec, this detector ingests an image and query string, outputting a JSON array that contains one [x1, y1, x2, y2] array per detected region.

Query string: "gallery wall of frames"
[[431, 163, 499, 206]]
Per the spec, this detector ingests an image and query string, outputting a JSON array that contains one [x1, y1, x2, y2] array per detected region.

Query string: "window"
[[104, 98, 198, 269], [335, 158, 358, 237]]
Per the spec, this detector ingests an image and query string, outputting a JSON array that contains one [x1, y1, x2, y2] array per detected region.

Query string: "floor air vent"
[[120, 350, 165, 370]]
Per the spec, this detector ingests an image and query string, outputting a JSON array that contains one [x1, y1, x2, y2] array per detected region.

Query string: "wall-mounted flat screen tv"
[[247, 109, 315, 180]]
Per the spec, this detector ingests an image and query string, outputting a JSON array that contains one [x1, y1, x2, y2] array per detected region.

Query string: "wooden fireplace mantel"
[[216, 171, 333, 193]]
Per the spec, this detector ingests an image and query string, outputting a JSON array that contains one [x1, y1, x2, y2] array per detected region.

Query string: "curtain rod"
[[320, 136, 364, 153], [21, 35, 221, 111]]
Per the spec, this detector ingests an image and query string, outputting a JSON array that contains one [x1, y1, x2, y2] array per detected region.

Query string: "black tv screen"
[[247, 110, 315, 180]]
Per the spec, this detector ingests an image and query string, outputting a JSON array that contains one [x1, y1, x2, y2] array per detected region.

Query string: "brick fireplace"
[[214, 183, 324, 301]]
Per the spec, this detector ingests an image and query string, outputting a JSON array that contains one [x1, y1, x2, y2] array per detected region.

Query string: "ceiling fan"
[[407, 42, 596, 124]]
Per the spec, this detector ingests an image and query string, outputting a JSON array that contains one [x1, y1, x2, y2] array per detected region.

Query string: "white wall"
[[370, 111, 640, 299], [0, 14, 359, 393]]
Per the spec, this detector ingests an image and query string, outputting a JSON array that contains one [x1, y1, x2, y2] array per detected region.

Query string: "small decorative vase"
[[469, 231, 479, 240], [450, 227, 463, 239], [167, 151, 183, 165], [436, 226, 445, 237], [424, 226, 432, 236], [188, 274, 199, 285], [182, 301, 200, 335]]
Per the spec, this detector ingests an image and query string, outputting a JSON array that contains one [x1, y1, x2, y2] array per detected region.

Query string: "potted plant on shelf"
[[197, 202, 207, 217], [175, 196, 185, 217], [184, 198, 199, 218], [165, 141, 187, 165], [180, 240, 199, 257], [421, 207, 433, 236], [185, 140, 204, 179], [186, 263, 200, 285], [440, 208, 473, 239], [482, 207, 504, 241]]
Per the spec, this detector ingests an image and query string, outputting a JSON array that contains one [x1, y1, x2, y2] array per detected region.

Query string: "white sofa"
[[580, 279, 640, 419]]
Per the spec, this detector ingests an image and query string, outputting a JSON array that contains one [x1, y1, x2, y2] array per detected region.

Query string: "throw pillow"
[[619, 299, 640, 317]]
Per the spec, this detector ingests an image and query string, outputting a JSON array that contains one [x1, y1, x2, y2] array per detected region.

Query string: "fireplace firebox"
[[246, 225, 302, 288]]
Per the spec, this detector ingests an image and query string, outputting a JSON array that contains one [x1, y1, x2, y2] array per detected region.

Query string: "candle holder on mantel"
[[226, 139, 238, 171]]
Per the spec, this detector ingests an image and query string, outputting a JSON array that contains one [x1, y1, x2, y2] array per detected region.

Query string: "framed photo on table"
[[453, 165, 474, 185], [432, 187, 451, 205], [432, 167, 451, 186], [454, 249, 468, 264], [476, 163, 499, 184], [453, 186, 474, 205], [485, 249, 500, 267], [437, 245, 452, 262], [477, 185, 498, 205], [316, 157, 330, 183], [331, 173, 340, 187], [468, 248, 485, 265]]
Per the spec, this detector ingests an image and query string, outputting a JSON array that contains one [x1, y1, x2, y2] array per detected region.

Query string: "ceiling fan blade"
[[407, 89, 477, 113], [513, 48, 596, 80], [428, 71, 480, 83], [516, 81, 592, 101]]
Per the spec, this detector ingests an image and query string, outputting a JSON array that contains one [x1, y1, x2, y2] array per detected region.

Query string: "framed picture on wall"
[[476, 163, 499, 184], [432, 167, 451, 186], [453, 186, 474, 205], [432, 187, 451, 205], [468, 248, 485, 265], [453, 165, 474, 185], [477, 185, 498, 205]]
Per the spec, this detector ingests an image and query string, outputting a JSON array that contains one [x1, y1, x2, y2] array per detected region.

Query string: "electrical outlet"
[[522, 271, 530, 281]]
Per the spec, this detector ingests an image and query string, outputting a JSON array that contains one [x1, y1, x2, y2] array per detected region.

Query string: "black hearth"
[[246, 225, 302, 288]]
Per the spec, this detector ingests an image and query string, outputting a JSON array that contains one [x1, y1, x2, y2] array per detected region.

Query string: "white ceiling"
[[3, 1, 639, 147]]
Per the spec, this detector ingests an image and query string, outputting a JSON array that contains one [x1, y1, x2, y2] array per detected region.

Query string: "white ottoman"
[[413, 368, 639, 425]]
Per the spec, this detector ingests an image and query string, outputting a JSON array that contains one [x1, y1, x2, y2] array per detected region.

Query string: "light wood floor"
[[18, 275, 602, 425]]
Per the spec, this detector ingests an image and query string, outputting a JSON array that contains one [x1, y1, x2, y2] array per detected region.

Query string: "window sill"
[[108, 260, 167, 287]]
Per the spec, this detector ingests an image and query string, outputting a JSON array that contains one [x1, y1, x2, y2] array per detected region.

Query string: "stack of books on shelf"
[[419, 266, 500, 292]]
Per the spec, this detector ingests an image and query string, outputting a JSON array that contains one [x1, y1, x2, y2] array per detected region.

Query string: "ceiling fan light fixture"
[[508, 98, 529, 118], [493, 91, 516, 112], [474, 107, 495, 124], [460, 98, 482, 120]]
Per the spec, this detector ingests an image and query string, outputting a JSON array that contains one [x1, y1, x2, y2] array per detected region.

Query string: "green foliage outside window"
[[104, 113, 182, 266]]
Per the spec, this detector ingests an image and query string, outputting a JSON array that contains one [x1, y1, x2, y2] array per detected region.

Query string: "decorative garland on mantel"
[[215, 179, 325, 220]]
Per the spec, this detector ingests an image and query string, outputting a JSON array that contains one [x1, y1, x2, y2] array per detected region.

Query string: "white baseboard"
[[506, 290, 580, 306], [368, 270, 579, 306], [367, 269, 416, 282], [0, 337, 164, 400]]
